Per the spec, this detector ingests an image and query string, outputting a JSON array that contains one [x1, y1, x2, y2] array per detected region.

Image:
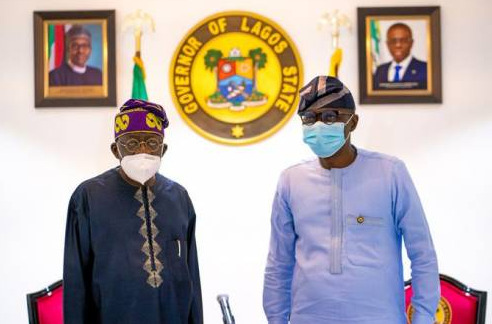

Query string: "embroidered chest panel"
[[134, 187, 163, 288]]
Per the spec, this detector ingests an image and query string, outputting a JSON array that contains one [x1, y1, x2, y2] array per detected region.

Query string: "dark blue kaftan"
[[63, 168, 203, 324], [49, 63, 102, 86]]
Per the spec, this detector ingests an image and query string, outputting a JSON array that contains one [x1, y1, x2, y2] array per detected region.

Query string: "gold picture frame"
[[357, 7, 441, 104], [34, 10, 116, 107]]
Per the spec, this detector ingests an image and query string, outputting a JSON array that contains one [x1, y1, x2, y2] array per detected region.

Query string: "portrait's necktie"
[[394, 65, 402, 82]]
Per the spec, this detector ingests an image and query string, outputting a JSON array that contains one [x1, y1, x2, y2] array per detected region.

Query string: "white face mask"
[[120, 153, 161, 185]]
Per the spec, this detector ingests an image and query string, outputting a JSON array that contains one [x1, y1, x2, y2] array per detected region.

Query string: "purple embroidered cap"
[[114, 99, 169, 139]]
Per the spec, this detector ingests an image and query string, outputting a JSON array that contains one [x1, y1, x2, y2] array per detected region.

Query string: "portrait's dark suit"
[[373, 57, 427, 90]]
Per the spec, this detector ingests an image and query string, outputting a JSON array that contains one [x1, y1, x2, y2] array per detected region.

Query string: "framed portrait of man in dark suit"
[[34, 10, 116, 107], [357, 7, 441, 104]]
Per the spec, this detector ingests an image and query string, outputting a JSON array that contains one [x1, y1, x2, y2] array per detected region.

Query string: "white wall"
[[1, 0, 491, 323]]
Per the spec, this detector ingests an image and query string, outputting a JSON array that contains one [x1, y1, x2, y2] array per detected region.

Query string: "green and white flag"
[[370, 19, 381, 73], [132, 56, 148, 100]]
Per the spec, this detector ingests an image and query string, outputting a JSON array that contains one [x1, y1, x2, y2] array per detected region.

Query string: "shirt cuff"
[[411, 312, 435, 324]]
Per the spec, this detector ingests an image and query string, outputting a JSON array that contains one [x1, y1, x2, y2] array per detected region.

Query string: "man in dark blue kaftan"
[[63, 99, 203, 324]]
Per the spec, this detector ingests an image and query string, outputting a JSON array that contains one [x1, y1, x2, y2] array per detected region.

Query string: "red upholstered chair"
[[26, 280, 63, 324], [405, 274, 487, 324]]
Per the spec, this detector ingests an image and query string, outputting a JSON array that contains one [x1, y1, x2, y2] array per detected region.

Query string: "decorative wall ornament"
[[318, 10, 351, 78]]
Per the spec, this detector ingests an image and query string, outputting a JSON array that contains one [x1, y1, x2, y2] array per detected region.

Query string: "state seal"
[[169, 11, 303, 145]]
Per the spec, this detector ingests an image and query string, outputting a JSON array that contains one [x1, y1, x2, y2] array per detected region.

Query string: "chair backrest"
[[26, 280, 64, 324], [405, 274, 487, 324]]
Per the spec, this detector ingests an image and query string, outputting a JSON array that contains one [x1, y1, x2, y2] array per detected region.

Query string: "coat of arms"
[[169, 11, 303, 145], [205, 48, 268, 110]]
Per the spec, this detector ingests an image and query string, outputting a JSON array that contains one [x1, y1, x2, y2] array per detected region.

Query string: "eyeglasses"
[[117, 138, 163, 153], [300, 110, 353, 125], [387, 37, 412, 45], [69, 43, 91, 51]]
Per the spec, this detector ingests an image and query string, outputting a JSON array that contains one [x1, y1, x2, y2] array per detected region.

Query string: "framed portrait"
[[34, 10, 116, 107], [357, 7, 441, 104]]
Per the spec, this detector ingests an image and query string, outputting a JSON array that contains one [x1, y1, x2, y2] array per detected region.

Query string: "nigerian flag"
[[370, 19, 381, 73], [132, 56, 148, 100], [48, 24, 66, 71]]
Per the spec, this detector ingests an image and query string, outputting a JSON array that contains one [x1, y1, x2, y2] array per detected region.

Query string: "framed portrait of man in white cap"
[[34, 10, 116, 107]]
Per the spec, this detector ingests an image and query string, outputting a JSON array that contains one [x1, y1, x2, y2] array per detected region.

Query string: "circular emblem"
[[169, 11, 303, 145], [407, 296, 452, 324]]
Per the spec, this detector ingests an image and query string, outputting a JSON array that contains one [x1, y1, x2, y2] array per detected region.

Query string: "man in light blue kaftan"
[[263, 76, 439, 324]]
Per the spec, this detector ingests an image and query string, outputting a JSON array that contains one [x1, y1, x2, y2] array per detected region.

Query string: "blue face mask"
[[302, 116, 353, 158]]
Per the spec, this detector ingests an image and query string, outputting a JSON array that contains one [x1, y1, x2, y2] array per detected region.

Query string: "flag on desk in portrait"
[[132, 56, 148, 100], [370, 19, 381, 73]]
